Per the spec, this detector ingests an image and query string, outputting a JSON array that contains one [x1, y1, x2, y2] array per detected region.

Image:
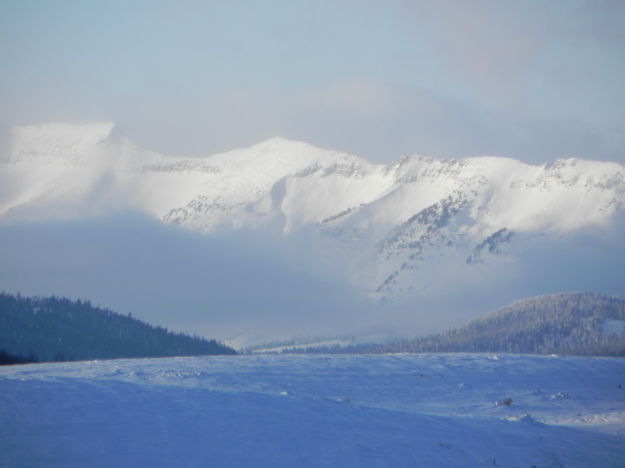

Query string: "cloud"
[[277, 81, 624, 162], [427, 1, 543, 107], [105, 76, 623, 166], [0, 213, 377, 343]]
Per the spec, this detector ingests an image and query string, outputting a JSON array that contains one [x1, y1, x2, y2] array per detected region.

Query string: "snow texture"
[[1, 353, 624, 467]]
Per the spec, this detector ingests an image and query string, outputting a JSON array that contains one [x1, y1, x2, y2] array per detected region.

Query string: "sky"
[[1, 0, 624, 163]]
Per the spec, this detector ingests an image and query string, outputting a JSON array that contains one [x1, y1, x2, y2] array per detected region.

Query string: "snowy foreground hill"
[[1, 122, 624, 300], [1, 354, 624, 467]]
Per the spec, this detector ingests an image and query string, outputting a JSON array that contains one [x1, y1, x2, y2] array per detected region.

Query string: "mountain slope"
[[343, 293, 625, 356], [1, 123, 624, 300], [0, 293, 235, 362]]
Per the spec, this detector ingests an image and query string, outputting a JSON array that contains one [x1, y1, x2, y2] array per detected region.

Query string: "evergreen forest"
[[289, 292, 625, 356], [0, 292, 235, 363]]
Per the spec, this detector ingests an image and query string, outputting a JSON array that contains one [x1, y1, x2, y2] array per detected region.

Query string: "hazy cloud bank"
[[1, 212, 623, 345]]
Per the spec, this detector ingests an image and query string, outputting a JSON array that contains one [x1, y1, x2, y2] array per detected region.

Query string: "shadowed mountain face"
[[1, 123, 624, 343]]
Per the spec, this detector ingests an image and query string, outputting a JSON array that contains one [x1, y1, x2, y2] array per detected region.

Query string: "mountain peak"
[[1, 123, 624, 303], [246, 136, 344, 158], [255, 136, 301, 147], [206, 136, 366, 173]]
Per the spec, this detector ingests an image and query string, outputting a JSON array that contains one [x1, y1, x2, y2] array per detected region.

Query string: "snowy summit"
[[1, 122, 624, 299]]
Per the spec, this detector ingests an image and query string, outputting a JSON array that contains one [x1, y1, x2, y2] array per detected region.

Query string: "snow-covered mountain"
[[2, 122, 624, 300]]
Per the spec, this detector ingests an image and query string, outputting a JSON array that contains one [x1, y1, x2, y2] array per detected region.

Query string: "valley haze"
[[0, 123, 624, 346]]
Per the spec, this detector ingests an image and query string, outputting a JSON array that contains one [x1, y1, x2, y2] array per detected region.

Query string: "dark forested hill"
[[366, 293, 625, 356], [293, 293, 625, 356], [0, 293, 235, 363]]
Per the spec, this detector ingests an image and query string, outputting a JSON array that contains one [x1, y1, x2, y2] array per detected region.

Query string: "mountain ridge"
[[1, 122, 624, 300]]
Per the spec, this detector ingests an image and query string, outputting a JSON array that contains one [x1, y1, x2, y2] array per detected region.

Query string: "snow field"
[[1, 353, 624, 467]]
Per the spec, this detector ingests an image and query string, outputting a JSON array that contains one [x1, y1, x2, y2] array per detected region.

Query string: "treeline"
[[286, 292, 625, 357], [0, 292, 235, 364], [0, 349, 38, 365]]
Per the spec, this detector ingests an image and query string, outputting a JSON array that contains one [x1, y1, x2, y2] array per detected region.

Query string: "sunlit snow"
[[2, 123, 624, 303]]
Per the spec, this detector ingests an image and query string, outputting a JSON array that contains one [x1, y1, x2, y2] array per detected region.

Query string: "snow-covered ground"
[[1, 353, 624, 467]]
